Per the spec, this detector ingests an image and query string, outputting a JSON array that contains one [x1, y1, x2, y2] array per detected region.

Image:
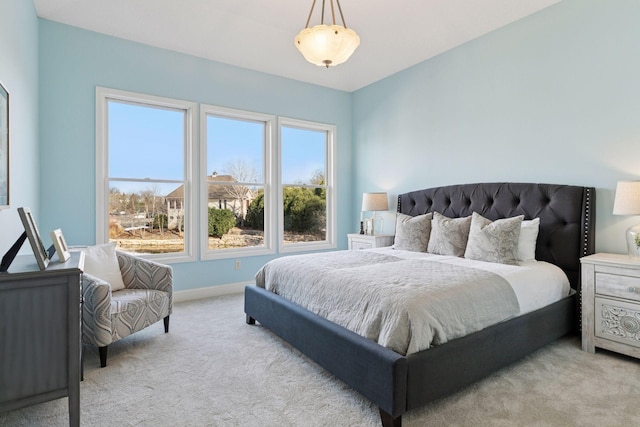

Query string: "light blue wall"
[[9, 0, 639, 287], [0, 0, 40, 256], [353, 0, 640, 254], [38, 20, 352, 291]]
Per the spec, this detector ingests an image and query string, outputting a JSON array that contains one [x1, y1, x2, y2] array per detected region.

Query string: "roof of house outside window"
[[166, 173, 250, 201]]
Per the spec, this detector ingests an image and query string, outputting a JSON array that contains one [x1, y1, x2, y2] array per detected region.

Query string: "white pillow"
[[517, 218, 540, 262], [82, 243, 126, 291]]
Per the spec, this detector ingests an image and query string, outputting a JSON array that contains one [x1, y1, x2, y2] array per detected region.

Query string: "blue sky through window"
[[207, 115, 263, 181], [108, 101, 327, 195], [108, 101, 184, 180], [281, 126, 325, 185]]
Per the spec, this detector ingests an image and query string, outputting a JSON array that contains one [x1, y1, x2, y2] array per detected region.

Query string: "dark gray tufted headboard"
[[397, 182, 595, 290]]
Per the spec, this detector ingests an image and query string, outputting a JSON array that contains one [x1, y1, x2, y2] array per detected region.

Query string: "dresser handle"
[[627, 286, 637, 293]]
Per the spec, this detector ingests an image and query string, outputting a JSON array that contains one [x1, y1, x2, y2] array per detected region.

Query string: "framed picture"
[[50, 229, 71, 262], [0, 82, 8, 209], [18, 207, 50, 270], [364, 217, 374, 235]]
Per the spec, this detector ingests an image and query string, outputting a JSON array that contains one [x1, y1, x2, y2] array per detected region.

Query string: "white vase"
[[625, 223, 640, 257]]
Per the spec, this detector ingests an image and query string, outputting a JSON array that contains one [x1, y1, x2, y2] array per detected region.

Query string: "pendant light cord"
[[304, 0, 349, 29]]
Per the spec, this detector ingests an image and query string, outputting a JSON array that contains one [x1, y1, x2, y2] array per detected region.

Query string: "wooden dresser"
[[0, 252, 84, 426], [581, 252, 640, 360]]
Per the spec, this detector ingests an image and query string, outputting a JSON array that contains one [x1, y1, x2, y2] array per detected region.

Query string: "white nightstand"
[[581, 253, 640, 359], [347, 233, 394, 250]]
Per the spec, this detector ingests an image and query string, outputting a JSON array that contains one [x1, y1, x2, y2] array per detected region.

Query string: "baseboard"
[[174, 281, 250, 303]]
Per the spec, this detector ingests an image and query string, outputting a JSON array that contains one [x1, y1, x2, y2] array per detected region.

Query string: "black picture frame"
[[0, 82, 8, 208], [18, 207, 50, 270]]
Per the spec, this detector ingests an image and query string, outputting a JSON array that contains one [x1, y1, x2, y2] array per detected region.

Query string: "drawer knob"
[[627, 286, 637, 293]]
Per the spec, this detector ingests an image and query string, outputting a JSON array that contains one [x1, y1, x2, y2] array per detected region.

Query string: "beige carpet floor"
[[1, 293, 639, 426]]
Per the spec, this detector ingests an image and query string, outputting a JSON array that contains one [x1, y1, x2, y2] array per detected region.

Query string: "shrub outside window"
[[279, 117, 336, 253]]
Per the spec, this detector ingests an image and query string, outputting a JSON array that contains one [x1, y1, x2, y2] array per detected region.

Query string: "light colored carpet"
[[1, 293, 639, 426]]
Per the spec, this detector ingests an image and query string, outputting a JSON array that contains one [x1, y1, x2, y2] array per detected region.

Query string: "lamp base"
[[625, 223, 640, 257]]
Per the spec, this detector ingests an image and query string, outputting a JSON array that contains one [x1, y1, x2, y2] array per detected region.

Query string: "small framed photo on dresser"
[[50, 229, 71, 262], [18, 207, 50, 270], [0, 81, 8, 209]]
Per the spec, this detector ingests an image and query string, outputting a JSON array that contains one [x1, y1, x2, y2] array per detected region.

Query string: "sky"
[[108, 101, 326, 196]]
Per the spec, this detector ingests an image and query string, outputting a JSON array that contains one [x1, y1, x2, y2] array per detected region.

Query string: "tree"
[[140, 185, 160, 221], [221, 159, 258, 226], [284, 170, 326, 234], [153, 214, 168, 231], [208, 207, 236, 238], [109, 187, 126, 214], [128, 193, 140, 215], [283, 187, 325, 233], [245, 171, 326, 236], [309, 169, 325, 185], [245, 191, 264, 230], [310, 169, 326, 199]]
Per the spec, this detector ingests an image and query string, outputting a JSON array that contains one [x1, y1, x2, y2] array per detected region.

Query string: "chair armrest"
[[82, 273, 113, 347], [116, 251, 173, 295]]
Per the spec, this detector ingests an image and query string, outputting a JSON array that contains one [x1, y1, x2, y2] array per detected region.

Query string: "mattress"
[[370, 247, 571, 315]]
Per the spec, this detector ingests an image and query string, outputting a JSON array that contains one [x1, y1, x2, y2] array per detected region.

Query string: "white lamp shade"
[[613, 181, 640, 215], [362, 192, 388, 212], [295, 24, 360, 67]]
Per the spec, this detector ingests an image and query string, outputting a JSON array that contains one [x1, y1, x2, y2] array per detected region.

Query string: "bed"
[[244, 182, 595, 426]]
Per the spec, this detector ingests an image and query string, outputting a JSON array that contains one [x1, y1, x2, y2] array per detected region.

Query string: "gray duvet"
[[255, 250, 520, 355]]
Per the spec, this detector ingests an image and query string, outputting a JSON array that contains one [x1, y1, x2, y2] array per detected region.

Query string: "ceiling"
[[33, 0, 560, 92]]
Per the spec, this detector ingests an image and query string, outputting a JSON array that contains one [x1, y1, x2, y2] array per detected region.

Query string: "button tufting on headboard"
[[396, 182, 596, 291]]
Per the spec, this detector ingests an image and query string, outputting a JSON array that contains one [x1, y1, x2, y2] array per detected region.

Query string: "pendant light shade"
[[295, 0, 360, 68]]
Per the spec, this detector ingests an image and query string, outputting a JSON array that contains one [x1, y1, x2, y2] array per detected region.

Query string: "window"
[[201, 105, 275, 259], [96, 87, 196, 262], [97, 88, 336, 263], [279, 117, 336, 252]]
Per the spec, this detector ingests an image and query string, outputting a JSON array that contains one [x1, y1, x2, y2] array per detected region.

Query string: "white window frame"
[[95, 87, 197, 263], [278, 117, 337, 253], [200, 104, 276, 260]]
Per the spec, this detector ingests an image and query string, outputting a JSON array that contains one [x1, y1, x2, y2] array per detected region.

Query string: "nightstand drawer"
[[594, 297, 640, 349], [347, 234, 394, 250], [351, 240, 373, 250], [596, 272, 640, 302]]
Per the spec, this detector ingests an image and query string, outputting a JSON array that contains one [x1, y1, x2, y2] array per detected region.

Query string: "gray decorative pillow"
[[427, 212, 472, 257], [464, 212, 524, 265], [394, 213, 432, 252]]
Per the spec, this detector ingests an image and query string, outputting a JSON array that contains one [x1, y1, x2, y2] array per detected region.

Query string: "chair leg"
[[99, 346, 108, 368], [163, 315, 170, 333]]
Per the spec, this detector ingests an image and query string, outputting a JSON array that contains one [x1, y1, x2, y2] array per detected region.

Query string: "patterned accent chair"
[[82, 251, 173, 367]]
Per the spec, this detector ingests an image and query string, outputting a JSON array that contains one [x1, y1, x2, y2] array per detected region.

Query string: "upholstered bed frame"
[[245, 182, 595, 426]]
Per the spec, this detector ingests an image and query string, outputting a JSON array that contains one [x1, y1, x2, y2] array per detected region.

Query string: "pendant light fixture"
[[294, 0, 360, 68]]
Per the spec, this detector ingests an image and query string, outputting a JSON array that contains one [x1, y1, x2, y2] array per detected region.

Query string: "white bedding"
[[255, 248, 570, 355], [369, 247, 571, 316]]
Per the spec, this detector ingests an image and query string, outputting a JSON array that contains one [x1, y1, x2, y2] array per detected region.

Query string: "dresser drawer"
[[351, 240, 373, 250], [594, 297, 640, 349], [595, 272, 640, 302]]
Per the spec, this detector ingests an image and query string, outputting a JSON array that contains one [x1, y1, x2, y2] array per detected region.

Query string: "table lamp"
[[613, 180, 640, 257], [361, 192, 388, 235]]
